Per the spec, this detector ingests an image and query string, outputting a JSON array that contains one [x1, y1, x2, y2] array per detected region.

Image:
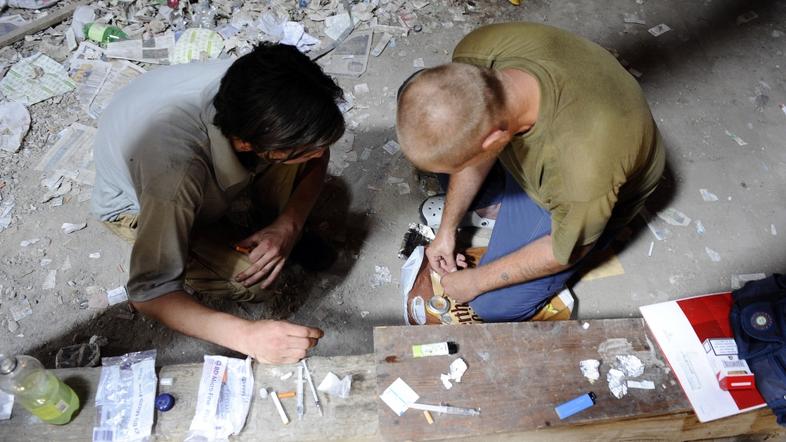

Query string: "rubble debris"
[[0, 196, 14, 232], [42, 269, 57, 290], [0, 15, 27, 39], [579, 359, 600, 383], [0, 53, 76, 106], [9, 297, 32, 322], [0, 101, 30, 153], [371, 265, 392, 288], [19, 237, 39, 247], [61, 222, 87, 234]]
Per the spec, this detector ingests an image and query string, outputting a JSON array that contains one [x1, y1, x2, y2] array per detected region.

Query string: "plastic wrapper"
[[186, 356, 253, 441], [92, 350, 157, 442]]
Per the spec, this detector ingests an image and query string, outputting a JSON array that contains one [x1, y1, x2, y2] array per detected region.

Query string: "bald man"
[[396, 23, 665, 322]]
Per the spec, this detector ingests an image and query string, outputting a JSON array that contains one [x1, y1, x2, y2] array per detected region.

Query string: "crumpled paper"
[[317, 371, 352, 398], [440, 357, 468, 390], [579, 359, 600, 384], [616, 355, 644, 377], [607, 368, 627, 399]]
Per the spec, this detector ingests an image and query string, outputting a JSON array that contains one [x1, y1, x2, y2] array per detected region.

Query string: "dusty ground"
[[0, 0, 784, 367]]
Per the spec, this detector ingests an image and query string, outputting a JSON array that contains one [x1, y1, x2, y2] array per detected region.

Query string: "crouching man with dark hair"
[[92, 43, 344, 364]]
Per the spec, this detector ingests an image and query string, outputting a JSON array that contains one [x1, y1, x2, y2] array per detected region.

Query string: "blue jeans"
[[439, 168, 614, 322]]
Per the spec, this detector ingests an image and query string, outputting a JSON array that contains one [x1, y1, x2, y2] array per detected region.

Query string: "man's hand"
[[235, 220, 299, 288], [240, 319, 324, 364], [426, 230, 459, 276], [441, 266, 482, 304]]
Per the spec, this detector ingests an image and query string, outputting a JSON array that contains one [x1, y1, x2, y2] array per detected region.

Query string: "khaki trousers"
[[104, 163, 301, 302]]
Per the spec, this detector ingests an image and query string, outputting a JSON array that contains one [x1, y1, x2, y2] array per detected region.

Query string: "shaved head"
[[396, 63, 506, 171]]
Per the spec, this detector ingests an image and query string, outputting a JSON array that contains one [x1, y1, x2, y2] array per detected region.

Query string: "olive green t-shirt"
[[453, 22, 665, 264]]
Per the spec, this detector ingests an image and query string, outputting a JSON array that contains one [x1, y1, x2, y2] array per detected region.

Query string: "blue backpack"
[[730, 274, 786, 425]]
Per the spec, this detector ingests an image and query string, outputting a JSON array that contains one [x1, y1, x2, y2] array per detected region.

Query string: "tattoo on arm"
[[500, 272, 510, 282]]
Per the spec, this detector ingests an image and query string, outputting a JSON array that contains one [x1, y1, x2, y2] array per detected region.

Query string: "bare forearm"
[[441, 156, 496, 230], [478, 235, 570, 292], [131, 291, 251, 354], [278, 154, 328, 232]]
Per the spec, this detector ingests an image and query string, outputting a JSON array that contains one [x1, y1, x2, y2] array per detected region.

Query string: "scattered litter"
[[695, 220, 705, 235], [397, 183, 411, 195], [724, 130, 747, 146], [647, 241, 654, 257], [736, 11, 758, 25], [582, 322, 590, 330], [87, 285, 108, 309], [639, 208, 669, 240], [700, 188, 719, 202], [42, 269, 57, 290], [324, 12, 353, 41], [0, 53, 76, 106], [89, 252, 101, 259], [616, 355, 644, 377], [0, 197, 15, 232], [0, 101, 31, 153], [0, 15, 27, 39], [371, 265, 392, 288], [607, 368, 628, 399], [627, 380, 655, 390], [354, 83, 369, 95], [579, 359, 600, 384], [317, 372, 352, 398], [160, 377, 174, 386], [107, 286, 128, 306], [771, 224, 777, 236], [7, 0, 61, 9], [705, 247, 721, 262], [61, 222, 87, 234], [172, 28, 224, 64], [35, 123, 97, 186], [280, 371, 293, 381], [648, 24, 671, 37], [382, 140, 400, 155], [440, 357, 468, 390], [105, 33, 175, 65], [20, 238, 39, 247], [40, 258, 52, 267], [0, 391, 12, 421], [10, 298, 32, 322], [321, 31, 372, 77], [55, 335, 106, 368], [413, 57, 425, 68], [371, 32, 393, 57], [40, 179, 72, 204], [731, 273, 766, 290], [656, 208, 691, 226], [622, 13, 645, 25]]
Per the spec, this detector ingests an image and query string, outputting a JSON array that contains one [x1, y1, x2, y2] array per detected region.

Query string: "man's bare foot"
[[474, 203, 501, 220]]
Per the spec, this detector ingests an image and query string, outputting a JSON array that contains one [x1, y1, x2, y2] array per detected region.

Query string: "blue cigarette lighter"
[[554, 392, 596, 419]]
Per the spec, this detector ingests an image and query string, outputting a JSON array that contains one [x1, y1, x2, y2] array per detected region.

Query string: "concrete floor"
[[1, 0, 785, 366]]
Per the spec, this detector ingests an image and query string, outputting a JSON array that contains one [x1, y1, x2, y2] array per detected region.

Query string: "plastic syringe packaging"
[[185, 356, 253, 441]]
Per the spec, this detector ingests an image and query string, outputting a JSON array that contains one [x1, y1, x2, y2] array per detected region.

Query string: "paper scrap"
[[324, 12, 352, 41], [616, 355, 644, 377], [580, 359, 600, 383], [317, 371, 352, 398], [724, 130, 747, 146], [172, 28, 224, 64], [35, 123, 97, 186], [0, 101, 31, 153], [656, 208, 691, 226], [42, 269, 57, 290], [607, 368, 628, 399], [382, 140, 400, 155], [105, 33, 175, 65], [648, 24, 671, 37], [695, 220, 705, 235], [0, 391, 13, 421], [0, 15, 26, 38], [10, 298, 32, 322], [371, 32, 392, 57], [0, 53, 76, 106], [627, 380, 655, 390], [623, 13, 645, 25], [413, 57, 425, 68], [699, 188, 719, 202], [322, 31, 372, 77], [371, 265, 392, 288], [440, 357, 468, 390], [705, 246, 721, 262], [280, 21, 320, 53], [379, 378, 419, 416], [0, 197, 15, 232], [107, 286, 128, 306], [61, 222, 87, 234]]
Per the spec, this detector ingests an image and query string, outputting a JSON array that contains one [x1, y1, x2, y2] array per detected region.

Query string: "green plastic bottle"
[[0, 354, 80, 425], [83, 22, 128, 45]]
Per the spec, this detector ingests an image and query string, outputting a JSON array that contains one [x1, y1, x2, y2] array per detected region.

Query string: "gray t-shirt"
[[92, 59, 255, 301]]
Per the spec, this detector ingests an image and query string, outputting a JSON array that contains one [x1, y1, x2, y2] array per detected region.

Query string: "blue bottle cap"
[[155, 393, 175, 412]]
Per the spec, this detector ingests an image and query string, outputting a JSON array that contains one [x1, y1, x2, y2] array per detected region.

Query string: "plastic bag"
[[92, 350, 157, 442]]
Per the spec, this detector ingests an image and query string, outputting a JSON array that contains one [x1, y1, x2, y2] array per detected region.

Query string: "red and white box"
[[702, 338, 755, 391]]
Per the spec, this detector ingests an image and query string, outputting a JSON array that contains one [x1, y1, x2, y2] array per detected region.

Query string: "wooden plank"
[[0, 354, 380, 441], [372, 319, 762, 441], [0, 2, 86, 48]]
